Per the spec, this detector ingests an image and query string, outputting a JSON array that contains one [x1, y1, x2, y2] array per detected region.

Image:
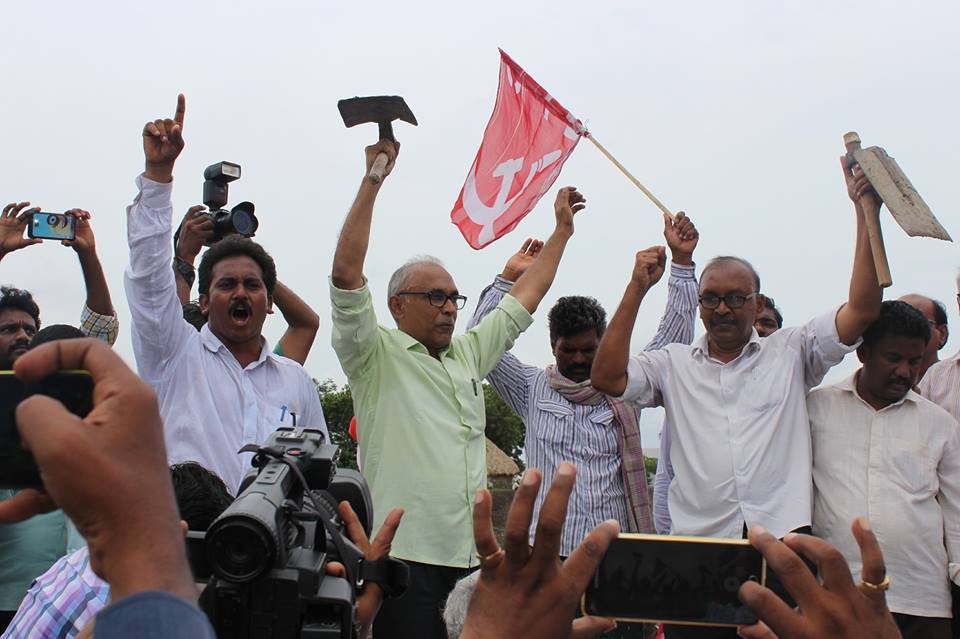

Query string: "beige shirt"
[[920, 350, 960, 422], [809, 373, 960, 617]]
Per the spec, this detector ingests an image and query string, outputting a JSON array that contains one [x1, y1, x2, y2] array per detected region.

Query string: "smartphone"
[[0, 370, 93, 487], [582, 534, 766, 628], [27, 212, 77, 241]]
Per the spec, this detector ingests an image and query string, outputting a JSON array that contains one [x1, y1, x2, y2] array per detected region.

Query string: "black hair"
[[861, 300, 931, 349], [170, 462, 233, 532], [933, 299, 948, 327], [197, 237, 277, 297], [0, 286, 40, 329], [182, 301, 207, 331], [762, 296, 784, 328], [548, 296, 607, 346], [701, 256, 761, 293], [30, 324, 85, 348]]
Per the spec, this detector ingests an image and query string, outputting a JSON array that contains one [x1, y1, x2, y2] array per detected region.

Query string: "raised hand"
[[143, 94, 186, 183], [840, 156, 879, 213], [0, 202, 42, 258], [364, 139, 400, 183], [554, 186, 586, 233], [738, 518, 900, 639], [175, 205, 214, 263], [501, 238, 544, 282], [631, 246, 667, 291], [663, 211, 699, 265], [462, 463, 619, 639], [62, 209, 95, 256]]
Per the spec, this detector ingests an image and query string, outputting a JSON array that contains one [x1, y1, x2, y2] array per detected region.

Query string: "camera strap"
[[359, 556, 410, 599]]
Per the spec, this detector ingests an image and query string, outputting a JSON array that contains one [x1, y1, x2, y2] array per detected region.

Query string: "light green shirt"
[[330, 278, 533, 567], [0, 491, 68, 609]]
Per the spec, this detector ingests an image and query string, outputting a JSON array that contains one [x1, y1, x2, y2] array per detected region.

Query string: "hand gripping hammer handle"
[[369, 122, 394, 185]]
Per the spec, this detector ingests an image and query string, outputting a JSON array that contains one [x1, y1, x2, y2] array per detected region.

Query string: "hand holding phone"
[[0, 370, 93, 487], [583, 534, 767, 628]]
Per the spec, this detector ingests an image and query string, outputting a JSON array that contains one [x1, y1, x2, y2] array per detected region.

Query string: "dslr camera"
[[201, 161, 259, 244], [190, 427, 408, 638]]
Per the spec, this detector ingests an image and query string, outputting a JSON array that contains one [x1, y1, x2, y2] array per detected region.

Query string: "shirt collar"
[[691, 329, 762, 361], [394, 328, 453, 359], [839, 370, 919, 410], [200, 324, 271, 369]]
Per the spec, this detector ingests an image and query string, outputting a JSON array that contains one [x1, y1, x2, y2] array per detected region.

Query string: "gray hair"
[[443, 570, 480, 639], [387, 256, 446, 299]]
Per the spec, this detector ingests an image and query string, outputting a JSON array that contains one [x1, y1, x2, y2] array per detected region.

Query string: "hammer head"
[[337, 96, 417, 142]]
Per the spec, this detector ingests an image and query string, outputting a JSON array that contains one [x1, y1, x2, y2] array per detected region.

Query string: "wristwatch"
[[174, 256, 196, 287]]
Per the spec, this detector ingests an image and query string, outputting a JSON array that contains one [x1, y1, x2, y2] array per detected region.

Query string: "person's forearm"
[[592, 281, 649, 396], [838, 202, 882, 344], [509, 226, 572, 314], [77, 250, 115, 316], [331, 180, 381, 290], [174, 266, 192, 305], [274, 281, 320, 330]]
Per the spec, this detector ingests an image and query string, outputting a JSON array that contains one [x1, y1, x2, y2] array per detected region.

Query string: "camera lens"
[[231, 210, 255, 236], [206, 517, 275, 582]]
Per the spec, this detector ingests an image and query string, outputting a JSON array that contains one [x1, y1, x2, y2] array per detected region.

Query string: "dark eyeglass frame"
[[699, 292, 757, 310], [397, 290, 468, 310]]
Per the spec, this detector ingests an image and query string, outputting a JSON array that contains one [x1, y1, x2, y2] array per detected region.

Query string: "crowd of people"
[[0, 93, 955, 639]]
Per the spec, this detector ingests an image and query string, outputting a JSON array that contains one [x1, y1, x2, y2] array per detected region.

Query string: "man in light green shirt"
[[330, 140, 586, 639]]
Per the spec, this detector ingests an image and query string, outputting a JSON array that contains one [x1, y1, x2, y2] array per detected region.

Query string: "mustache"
[[6, 340, 29, 356], [229, 300, 251, 313], [709, 317, 737, 326]]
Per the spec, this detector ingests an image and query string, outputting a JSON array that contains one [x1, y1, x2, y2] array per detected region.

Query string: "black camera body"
[[191, 427, 407, 638], [201, 161, 259, 244]]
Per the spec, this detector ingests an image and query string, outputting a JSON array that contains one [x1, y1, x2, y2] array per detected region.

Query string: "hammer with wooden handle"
[[844, 132, 892, 288]]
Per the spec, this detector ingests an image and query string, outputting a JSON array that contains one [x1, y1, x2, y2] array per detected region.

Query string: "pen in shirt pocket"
[[280, 405, 287, 423], [472, 378, 478, 396]]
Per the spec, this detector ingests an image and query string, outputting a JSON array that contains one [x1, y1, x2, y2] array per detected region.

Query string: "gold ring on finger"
[[860, 575, 890, 591]]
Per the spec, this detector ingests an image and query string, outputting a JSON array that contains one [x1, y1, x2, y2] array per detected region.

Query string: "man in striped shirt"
[[468, 212, 699, 555]]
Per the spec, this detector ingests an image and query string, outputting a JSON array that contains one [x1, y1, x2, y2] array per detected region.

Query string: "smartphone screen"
[[0, 371, 93, 487], [28, 213, 77, 241], [583, 534, 766, 627]]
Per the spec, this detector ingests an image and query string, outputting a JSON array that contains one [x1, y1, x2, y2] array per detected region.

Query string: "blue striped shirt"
[[469, 263, 697, 555]]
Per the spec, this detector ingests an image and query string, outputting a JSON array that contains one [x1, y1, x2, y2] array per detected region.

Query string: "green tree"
[[483, 382, 525, 471], [316, 379, 359, 471]]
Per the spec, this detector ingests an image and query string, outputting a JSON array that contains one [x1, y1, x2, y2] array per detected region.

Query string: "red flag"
[[451, 50, 583, 249]]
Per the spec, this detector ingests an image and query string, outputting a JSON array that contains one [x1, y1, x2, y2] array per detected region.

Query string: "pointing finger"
[[174, 94, 186, 128]]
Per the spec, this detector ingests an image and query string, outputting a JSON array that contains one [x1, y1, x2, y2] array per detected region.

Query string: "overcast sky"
[[2, 0, 958, 446]]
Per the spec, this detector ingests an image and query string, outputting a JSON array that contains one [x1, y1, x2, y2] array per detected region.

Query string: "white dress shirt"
[[920, 350, 960, 423], [618, 308, 856, 538], [124, 175, 327, 492], [809, 374, 960, 617]]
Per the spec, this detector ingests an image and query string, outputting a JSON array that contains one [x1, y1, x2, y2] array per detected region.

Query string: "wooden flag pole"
[[586, 133, 674, 221]]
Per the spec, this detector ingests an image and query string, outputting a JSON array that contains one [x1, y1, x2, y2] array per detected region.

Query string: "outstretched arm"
[[643, 211, 700, 351], [508, 187, 585, 314], [274, 281, 320, 365], [591, 246, 666, 397], [331, 141, 399, 290], [835, 156, 883, 345], [63, 209, 114, 317]]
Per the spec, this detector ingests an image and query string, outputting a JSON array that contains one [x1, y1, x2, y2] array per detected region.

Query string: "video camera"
[[201, 161, 259, 244], [189, 427, 409, 638]]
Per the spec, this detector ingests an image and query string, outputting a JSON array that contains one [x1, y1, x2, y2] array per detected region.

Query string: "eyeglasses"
[[0, 320, 37, 338], [398, 290, 468, 310], [699, 293, 757, 310]]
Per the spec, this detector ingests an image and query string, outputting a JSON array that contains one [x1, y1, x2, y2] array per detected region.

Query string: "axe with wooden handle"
[[843, 132, 952, 288]]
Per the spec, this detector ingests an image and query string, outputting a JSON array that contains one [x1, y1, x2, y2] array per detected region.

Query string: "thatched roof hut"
[[485, 437, 519, 477]]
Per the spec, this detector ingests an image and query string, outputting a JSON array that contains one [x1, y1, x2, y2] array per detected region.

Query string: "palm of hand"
[[144, 136, 182, 166], [505, 253, 536, 278]]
